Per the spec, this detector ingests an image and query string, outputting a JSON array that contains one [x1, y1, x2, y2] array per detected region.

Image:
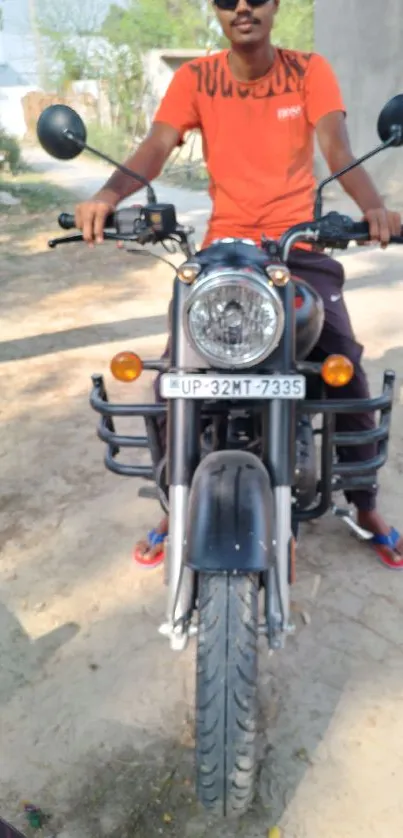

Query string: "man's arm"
[[76, 60, 199, 244], [75, 122, 180, 243], [316, 111, 401, 245]]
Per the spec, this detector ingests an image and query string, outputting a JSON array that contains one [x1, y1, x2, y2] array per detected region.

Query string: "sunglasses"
[[214, 0, 269, 10]]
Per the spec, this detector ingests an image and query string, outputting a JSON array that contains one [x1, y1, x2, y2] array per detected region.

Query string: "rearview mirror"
[[37, 104, 87, 160], [377, 94, 403, 147]]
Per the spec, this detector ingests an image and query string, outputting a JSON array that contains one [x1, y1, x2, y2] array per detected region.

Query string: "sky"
[[0, 0, 117, 83], [1, 0, 38, 83]]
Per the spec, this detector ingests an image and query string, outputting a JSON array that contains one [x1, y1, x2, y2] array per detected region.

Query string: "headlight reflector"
[[185, 268, 284, 368]]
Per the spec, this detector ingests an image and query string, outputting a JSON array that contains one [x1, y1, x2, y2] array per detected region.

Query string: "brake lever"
[[48, 230, 155, 249], [48, 233, 84, 248]]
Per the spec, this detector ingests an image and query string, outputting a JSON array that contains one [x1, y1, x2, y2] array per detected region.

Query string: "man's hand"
[[75, 198, 117, 245], [316, 113, 402, 248], [364, 207, 402, 248], [73, 125, 180, 246]]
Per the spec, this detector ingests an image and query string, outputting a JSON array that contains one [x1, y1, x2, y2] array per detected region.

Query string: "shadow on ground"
[[0, 315, 169, 362], [1, 340, 403, 836]]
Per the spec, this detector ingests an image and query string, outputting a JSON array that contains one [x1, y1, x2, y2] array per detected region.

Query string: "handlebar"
[[49, 205, 195, 258], [50, 209, 403, 257], [278, 212, 403, 262]]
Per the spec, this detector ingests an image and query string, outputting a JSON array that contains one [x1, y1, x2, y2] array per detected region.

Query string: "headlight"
[[184, 267, 284, 369]]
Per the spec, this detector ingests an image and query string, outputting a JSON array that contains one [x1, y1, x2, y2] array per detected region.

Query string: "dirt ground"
[[1, 152, 403, 838]]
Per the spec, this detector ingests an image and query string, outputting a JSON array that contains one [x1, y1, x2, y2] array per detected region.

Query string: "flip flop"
[[133, 528, 167, 568], [370, 527, 403, 570]]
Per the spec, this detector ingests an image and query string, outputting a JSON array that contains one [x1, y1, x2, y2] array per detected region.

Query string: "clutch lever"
[[48, 233, 84, 248], [47, 231, 150, 249]]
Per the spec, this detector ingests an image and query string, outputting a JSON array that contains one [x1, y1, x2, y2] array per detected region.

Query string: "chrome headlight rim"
[[183, 266, 285, 369]]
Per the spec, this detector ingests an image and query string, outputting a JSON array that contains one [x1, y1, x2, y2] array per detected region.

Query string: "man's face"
[[213, 0, 279, 47]]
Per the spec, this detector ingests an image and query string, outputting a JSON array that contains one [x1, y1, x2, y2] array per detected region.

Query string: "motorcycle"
[[36, 94, 403, 817]]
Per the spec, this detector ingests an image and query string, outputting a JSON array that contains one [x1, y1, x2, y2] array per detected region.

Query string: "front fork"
[[159, 280, 199, 650], [264, 280, 297, 649], [264, 403, 296, 650], [160, 396, 199, 651], [159, 480, 195, 651]]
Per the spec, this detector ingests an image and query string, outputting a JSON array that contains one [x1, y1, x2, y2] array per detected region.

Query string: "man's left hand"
[[364, 207, 402, 248]]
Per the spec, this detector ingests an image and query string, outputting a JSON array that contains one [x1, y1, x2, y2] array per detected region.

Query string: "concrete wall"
[[0, 81, 113, 140], [315, 0, 403, 202], [142, 50, 208, 128]]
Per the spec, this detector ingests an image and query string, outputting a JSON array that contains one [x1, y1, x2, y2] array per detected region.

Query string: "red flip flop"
[[133, 529, 166, 568], [370, 527, 403, 570]]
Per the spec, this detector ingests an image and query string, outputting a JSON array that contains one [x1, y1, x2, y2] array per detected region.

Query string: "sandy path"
[[1, 150, 403, 837]]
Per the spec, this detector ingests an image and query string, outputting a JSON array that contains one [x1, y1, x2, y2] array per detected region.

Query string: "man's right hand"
[[75, 198, 117, 244]]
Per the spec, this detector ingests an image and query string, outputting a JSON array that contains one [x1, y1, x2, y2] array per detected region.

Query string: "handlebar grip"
[[350, 221, 403, 244], [349, 221, 370, 237], [58, 212, 76, 230], [58, 211, 117, 231]]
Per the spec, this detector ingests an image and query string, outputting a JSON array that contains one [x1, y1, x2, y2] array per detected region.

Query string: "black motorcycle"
[[37, 94, 403, 817]]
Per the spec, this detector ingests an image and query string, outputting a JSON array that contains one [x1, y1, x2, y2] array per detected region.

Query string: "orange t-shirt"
[[153, 48, 345, 248]]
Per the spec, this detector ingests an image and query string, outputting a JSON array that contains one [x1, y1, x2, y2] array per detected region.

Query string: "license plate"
[[160, 374, 306, 400]]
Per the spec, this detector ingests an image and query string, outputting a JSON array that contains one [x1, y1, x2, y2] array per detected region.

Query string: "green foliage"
[[102, 0, 217, 51], [273, 0, 314, 51], [38, 0, 105, 39], [86, 122, 135, 160], [38, 0, 314, 90], [0, 129, 21, 174], [99, 0, 220, 134], [98, 45, 145, 134], [37, 0, 106, 89], [0, 170, 75, 214]]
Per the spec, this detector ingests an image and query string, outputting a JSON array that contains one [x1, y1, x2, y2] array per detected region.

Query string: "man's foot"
[[357, 509, 403, 568], [133, 516, 169, 568]]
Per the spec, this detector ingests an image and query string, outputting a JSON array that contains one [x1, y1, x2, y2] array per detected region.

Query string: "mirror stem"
[[64, 130, 157, 204], [314, 132, 399, 220]]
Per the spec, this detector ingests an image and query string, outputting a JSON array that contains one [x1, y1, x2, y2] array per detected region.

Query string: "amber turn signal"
[[110, 351, 143, 382], [321, 354, 354, 388], [265, 265, 291, 286], [177, 262, 201, 284]]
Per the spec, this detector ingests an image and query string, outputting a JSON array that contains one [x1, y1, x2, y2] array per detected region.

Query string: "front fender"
[[186, 450, 273, 573]]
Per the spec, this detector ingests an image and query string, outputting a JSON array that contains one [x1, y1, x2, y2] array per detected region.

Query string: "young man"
[[75, 0, 402, 567]]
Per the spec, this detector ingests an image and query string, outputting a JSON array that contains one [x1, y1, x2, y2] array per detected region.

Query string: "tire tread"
[[195, 573, 259, 817]]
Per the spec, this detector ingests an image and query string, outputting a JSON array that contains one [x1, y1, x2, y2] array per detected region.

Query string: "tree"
[[37, 0, 107, 89], [273, 0, 313, 51], [102, 0, 217, 52], [99, 0, 219, 137]]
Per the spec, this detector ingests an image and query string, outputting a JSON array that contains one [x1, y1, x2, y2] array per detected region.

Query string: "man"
[[75, 0, 402, 568]]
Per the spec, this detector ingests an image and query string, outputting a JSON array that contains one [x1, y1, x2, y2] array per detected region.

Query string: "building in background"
[[142, 49, 207, 128], [315, 0, 403, 202]]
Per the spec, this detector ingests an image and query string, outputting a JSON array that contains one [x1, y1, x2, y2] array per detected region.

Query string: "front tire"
[[195, 573, 259, 817]]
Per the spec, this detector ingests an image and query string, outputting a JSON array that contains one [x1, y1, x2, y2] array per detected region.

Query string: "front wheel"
[[195, 573, 259, 817]]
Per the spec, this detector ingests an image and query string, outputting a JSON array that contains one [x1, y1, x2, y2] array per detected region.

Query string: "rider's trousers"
[[288, 249, 376, 512]]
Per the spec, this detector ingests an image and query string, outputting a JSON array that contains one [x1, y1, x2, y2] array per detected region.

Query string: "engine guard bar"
[[90, 371, 395, 508], [295, 370, 394, 520]]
